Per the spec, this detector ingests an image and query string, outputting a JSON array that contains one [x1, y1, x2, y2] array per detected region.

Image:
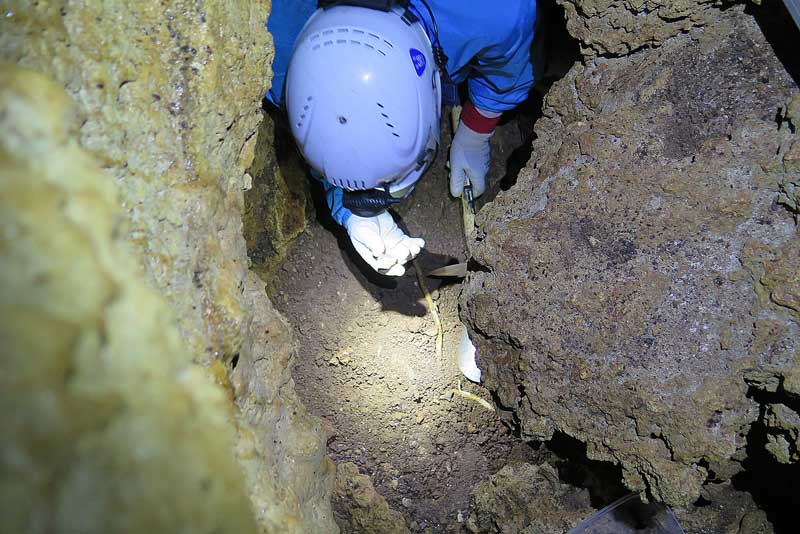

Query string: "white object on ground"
[[457, 324, 482, 383]]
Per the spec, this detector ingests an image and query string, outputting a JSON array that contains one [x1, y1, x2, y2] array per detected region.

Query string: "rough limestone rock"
[[557, 0, 733, 56], [0, 65, 256, 533], [1, 0, 268, 364], [463, 7, 799, 507], [1, 1, 336, 531], [675, 482, 774, 533], [332, 462, 410, 534], [244, 110, 309, 285], [466, 463, 593, 534], [776, 95, 800, 216]]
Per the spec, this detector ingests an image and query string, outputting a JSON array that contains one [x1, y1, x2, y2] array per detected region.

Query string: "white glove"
[[345, 211, 425, 277], [449, 120, 493, 199]]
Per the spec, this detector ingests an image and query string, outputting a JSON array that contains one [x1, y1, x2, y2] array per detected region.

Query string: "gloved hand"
[[345, 211, 424, 276], [449, 120, 493, 198]]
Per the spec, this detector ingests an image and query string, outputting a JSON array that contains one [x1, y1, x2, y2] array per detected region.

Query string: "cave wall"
[[464, 5, 799, 506], [0, 64, 259, 532], [1, 1, 335, 531], [243, 110, 310, 286], [557, 0, 736, 56]]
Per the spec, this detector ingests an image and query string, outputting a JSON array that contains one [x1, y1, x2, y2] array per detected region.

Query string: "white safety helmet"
[[285, 4, 442, 194]]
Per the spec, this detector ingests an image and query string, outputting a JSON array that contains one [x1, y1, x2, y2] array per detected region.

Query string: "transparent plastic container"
[[569, 494, 685, 534]]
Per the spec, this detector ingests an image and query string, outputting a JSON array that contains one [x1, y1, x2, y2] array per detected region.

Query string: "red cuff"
[[460, 100, 501, 134]]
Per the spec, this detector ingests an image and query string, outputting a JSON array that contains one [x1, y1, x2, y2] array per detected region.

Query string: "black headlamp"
[[342, 184, 408, 217]]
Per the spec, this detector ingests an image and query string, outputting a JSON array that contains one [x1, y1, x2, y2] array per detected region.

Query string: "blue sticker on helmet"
[[409, 48, 426, 77]]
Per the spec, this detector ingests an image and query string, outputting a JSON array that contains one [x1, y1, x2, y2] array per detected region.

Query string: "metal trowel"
[[426, 183, 472, 278], [426, 105, 474, 279], [426, 262, 467, 278]]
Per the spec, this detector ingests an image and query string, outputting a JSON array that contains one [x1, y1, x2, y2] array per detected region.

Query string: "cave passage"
[[268, 109, 530, 531], [256, 2, 589, 531]]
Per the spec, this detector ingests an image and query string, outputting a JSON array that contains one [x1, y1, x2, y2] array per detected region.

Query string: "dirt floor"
[[269, 117, 538, 532]]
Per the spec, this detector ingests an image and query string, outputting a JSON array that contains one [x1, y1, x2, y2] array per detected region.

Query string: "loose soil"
[[269, 118, 536, 533]]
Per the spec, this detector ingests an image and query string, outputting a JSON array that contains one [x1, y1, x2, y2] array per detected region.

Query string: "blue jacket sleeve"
[[323, 181, 353, 228], [424, 0, 538, 114], [265, 0, 318, 106], [467, 3, 537, 112]]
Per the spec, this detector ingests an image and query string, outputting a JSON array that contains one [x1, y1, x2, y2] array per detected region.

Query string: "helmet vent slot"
[[377, 104, 399, 138], [307, 28, 390, 55]]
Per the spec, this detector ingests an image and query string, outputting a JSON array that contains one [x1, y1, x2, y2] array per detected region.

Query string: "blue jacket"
[[267, 0, 537, 225]]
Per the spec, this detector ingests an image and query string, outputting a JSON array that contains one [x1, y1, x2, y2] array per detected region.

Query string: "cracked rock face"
[[243, 110, 310, 285], [557, 0, 736, 56], [332, 463, 410, 534], [1, 2, 336, 531], [463, 7, 799, 506], [466, 463, 593, 534]]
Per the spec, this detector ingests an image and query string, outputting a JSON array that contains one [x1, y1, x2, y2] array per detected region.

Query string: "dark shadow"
[[245, 101, 313, 275], [747, 0, 800, 87], [531, 0, 582, 93], [307, 179, 436, 317], [547, 433, 685, 530], [592, 495, 681, 531], [498, 91, 544, 193], [731, 385, 800, 533], [547, 431, 629, 508]]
